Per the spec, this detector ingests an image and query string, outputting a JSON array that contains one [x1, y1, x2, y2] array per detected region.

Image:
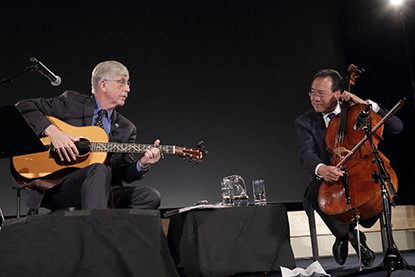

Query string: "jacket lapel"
[[109, 111, 121, 142], [83, 95, 95, 126]]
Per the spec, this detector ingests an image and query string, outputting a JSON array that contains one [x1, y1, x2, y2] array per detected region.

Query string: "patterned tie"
[[95, 109, 107, 129]]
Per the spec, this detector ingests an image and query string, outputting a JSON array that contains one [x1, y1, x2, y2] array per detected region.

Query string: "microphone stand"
[[0, 65, 37, 87], [340, 110, 415, 277]]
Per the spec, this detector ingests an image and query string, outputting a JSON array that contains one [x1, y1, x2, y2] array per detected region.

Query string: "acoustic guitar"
[[12, 116, 206, 183]]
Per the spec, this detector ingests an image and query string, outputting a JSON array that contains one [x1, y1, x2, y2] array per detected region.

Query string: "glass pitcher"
[[222, 175, 249, 207]]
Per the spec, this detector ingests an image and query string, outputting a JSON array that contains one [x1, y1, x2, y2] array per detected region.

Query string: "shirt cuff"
[[315, 163, 324, 179], [367, 100, 380, 113], [136, 159, 150, 174]]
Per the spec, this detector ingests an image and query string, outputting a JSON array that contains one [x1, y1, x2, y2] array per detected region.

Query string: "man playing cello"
[[295, 69, 403, 266]]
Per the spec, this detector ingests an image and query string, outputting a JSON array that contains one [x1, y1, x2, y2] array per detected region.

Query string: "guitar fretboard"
[[91, 142, 176, 154]]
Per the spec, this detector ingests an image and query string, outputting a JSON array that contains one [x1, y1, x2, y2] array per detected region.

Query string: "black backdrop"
[[1, 0, 414, 216]]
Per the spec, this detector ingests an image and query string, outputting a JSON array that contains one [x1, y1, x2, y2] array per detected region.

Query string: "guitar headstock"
[[176, 141, 208, 163]]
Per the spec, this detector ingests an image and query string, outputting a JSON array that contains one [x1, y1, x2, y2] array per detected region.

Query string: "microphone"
[[30, 57, 61, 86], [353, 104, 371, 131]]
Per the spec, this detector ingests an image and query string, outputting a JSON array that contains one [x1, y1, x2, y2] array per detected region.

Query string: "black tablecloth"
[[167, 204, 295, 277], [0, 209, 178, 277]]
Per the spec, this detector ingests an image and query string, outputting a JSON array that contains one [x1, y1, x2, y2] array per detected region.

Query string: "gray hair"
[[91, 60, 129, 94]]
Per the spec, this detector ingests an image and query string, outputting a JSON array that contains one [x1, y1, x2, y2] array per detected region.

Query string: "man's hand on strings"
[[45, 124, 79, 162], [139, 139, 161, 169], [341, 91, 368, 107]]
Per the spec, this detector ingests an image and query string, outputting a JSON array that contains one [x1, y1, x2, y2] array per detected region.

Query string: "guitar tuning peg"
[[197, 141, 209, 155]]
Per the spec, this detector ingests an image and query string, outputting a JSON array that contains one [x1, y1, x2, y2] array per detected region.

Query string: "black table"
[[167, 204, 295, 277], [0, 209, 178, 277]]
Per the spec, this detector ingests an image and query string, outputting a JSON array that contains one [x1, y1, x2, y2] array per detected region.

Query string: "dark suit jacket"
[[16, 90, 146, 187], [295, 104, 403, 213]]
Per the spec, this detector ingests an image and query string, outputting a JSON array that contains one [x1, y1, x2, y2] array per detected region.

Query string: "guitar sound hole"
[[75, 138, 91, 156]]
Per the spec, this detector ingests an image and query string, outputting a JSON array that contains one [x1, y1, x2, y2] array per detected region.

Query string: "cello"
[[318, 65, 404, 224]]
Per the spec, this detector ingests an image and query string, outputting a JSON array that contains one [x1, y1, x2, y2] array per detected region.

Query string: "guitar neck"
[[91, 142, 176, 154]]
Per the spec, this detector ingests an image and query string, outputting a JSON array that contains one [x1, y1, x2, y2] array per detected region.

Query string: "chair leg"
[[27, 208, 39, 215], [308, 205, 319, 261], [12, 186, 26, 218]]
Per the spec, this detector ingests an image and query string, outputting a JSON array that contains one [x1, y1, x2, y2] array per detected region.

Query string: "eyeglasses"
[[308, 91, 329, 99], [105, 79, 130, 88]]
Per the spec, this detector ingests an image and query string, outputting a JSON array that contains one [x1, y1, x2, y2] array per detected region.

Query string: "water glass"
[[252, 179, 266, 206]]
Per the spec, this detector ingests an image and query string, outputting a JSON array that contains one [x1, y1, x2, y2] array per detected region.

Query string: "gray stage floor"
[[178, 250, 415, 277], [293, 250, 415, 277]]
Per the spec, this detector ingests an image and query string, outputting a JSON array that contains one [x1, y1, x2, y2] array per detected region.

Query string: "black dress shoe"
[[332, 236, 349, 265], [349, 230, 376, 267]]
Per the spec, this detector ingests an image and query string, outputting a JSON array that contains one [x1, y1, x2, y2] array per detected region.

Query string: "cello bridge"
[[334, 147, 351, 159]]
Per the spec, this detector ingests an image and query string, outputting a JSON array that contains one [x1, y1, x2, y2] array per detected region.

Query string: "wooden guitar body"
[[12, 117, 108, 179]]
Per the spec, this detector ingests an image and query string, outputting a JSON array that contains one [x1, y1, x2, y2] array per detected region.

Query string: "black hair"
[[311, 69, 344, 92]]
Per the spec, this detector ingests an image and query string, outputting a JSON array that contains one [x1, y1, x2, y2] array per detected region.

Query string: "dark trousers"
[[41, 163, 161, 211], [305, 179, 379, 238]]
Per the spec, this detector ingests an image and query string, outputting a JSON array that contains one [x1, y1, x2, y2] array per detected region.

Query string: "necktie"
[[327, 113, 336, 161], [326, 112, 336, 128], [95, 109, 107, 129], [328, 113, 336, 121]]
